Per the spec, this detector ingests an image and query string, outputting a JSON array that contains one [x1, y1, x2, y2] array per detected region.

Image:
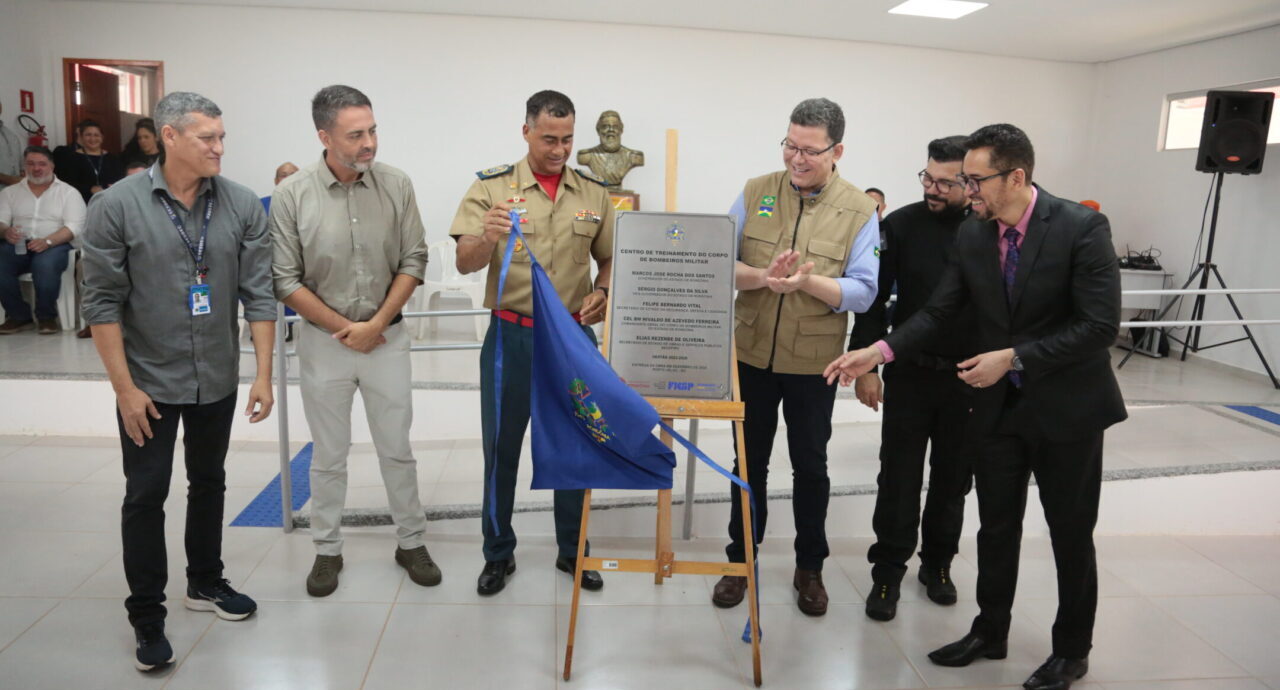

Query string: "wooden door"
[[75, 66, 122, 152]]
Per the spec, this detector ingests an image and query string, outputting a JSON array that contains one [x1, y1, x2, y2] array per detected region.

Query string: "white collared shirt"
[[0, 176, 87, 241]]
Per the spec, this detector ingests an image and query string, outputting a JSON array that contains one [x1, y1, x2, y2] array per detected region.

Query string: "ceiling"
[[115, 0, 1280, 63]]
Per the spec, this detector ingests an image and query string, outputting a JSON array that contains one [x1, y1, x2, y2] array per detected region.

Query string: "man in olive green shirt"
[[271, 84, 440, 597], [450, 90, 613, 596]]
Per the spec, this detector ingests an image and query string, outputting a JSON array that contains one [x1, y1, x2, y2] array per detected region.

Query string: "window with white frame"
[[1161, 79, 1280, 151]]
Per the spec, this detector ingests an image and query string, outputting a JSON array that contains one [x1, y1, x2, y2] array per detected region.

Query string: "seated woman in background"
[[120, 118, 162, 169], [53, 119, 125, 203]]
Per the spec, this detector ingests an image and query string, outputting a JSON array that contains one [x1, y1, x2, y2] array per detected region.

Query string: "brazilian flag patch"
[[873, 246, 881, 258], [761, 195, 776, 206]]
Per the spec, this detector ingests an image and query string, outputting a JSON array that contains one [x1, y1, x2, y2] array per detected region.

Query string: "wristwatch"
[[43, 238, 52, 248], [1011, 353, 1025, 371], [596, 286, 609, 298]]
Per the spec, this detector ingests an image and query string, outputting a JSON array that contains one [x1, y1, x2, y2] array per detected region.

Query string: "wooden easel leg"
[[655, 418, 675, 583], [735, 419, 763, 687], [563, 489, 592, 681]]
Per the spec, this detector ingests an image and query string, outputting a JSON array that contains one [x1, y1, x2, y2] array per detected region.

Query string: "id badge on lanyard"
[[154, 173, 215, 317]]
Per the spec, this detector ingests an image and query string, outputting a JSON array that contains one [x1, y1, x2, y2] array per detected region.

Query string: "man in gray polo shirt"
[[271, 84, 440, 597], [81, 91, 276, 672]]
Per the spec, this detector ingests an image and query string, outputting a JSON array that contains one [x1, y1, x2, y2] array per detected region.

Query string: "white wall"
[[1090, 24, 1280, 376], [30, 1, 1097, 238], [0, 0, 49, 153]]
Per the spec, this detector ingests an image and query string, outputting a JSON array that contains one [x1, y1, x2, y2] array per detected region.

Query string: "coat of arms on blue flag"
[[489, 213, 676, 492]]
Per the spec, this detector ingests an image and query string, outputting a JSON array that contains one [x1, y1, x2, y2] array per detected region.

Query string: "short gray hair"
[[154, 91, 222, 133], [312, 85, 372, 131], [790, 98, 845, 144]]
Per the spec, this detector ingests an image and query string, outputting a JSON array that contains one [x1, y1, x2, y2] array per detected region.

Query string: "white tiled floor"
[[0, 447, 1278, 690], [1, 334, 1279, 687]]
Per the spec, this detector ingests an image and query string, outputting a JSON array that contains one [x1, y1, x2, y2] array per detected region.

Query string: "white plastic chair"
[[415, 240, 487, 341]]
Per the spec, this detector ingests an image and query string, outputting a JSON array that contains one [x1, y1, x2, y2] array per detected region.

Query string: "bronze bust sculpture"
[[576, 110, 644, 190]]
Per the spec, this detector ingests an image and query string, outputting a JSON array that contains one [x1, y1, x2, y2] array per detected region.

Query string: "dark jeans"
[[0, 242, 72, 321], [969, 413, 1104, 659], [868, 361, 975, 583], [727, 361, 837, 571], [479, 317, 591, 562], [119, 392, 236, 628]]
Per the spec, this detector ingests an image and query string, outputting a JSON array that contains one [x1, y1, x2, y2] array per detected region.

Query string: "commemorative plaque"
[[607, 212, 736, 400]]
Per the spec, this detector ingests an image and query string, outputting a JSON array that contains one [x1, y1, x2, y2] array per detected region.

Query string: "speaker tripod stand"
[[1118, 172, 1279, 389]]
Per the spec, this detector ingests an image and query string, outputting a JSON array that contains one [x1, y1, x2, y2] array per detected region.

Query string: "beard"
[[924, 192, 967, 216], [339, 147, 376, 172], [28, 173, 54, 185], [599, 135, 620, 153]]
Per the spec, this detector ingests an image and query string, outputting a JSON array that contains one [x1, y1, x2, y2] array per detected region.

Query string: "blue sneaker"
[[134, 622, 174, 672], [185, 578, 257, 621]]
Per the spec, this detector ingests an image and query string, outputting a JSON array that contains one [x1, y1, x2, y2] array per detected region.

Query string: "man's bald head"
[[274, 162, 299, 185]]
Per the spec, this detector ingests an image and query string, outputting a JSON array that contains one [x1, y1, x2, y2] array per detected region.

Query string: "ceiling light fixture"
[[888, 0, 988, 20]]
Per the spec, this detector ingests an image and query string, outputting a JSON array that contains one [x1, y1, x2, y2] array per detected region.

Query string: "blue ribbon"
[[487, 211, 762, 643], [485, 211, 523, 534], [658, 421, 762, 644]]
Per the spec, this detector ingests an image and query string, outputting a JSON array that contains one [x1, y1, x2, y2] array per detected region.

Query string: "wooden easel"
[[562, 130, 763, 687]]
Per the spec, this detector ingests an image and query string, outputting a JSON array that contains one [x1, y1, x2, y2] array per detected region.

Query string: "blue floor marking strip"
[[230, 443, 313, 527], [1226, 405, 1280, 427]]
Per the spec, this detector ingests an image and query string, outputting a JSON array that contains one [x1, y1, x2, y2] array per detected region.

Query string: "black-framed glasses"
[[780, 138, 837, 159], [956, 169, 1015, 192], [918, 170, 961, 193]]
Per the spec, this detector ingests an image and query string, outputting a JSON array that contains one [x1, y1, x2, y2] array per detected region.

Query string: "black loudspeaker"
[[1195, 90, 1274, 175]]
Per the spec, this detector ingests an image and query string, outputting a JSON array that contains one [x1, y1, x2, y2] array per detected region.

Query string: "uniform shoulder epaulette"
[[575, 167, 608, 186], [476, 164, 513, 180]]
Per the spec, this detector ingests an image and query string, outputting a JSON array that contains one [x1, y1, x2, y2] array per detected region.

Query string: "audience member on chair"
[[0, 146, 86, 335]]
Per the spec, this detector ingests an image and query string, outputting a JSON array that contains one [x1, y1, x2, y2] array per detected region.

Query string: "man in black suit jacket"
[[826, 124, 1126, 690]]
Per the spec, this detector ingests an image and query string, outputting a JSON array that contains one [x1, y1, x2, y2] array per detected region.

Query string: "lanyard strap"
[[151, 172, 214, 279]]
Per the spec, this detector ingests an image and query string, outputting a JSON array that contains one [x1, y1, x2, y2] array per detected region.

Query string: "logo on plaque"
[[665, 223, 685, 245]]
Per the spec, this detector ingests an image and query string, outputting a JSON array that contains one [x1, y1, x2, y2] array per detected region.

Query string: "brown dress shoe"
[[37, 319, 59, 335], [0, 319, 34, 335], [712, 575, 747, 608], [76, 326, 93, 339], [794, 568, 828, 616]]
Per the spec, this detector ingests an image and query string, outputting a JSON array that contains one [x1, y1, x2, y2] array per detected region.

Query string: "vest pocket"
[[794, 314, 847, 361], [805, 238, 846, 277], [742, 220, 782, 267], [572, 221, 597, 263]]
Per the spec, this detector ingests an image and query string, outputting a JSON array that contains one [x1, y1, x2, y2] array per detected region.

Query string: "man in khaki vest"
[[712, 98, 880, 617]]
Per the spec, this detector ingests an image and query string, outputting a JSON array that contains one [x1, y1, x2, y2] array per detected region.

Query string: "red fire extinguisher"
[[18, 114, 47, 147]]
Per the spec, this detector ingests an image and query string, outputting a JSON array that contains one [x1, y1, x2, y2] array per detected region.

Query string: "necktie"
[[1003, 227, 1023, 388]]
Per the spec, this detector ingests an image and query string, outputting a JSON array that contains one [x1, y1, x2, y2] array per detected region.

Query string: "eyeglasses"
[[918, 170, 961, 193], [956, 169, 1015, 193], [780, 138, 837, 159]]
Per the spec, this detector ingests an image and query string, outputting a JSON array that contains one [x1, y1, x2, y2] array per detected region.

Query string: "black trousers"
[[868, 361, 975, 583], [119, 392, 236, 627], [727, 361, 837, 571], [969, 400, 1104, 659]]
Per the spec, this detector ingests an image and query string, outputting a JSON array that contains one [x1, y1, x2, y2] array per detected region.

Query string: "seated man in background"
[[0, 146, 86, 334]]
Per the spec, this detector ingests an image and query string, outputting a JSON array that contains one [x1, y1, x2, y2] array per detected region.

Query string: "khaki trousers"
[[297, 320, 427, 555]]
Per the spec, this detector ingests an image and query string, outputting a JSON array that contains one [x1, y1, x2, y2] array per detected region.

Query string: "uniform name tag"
[[189, 284, 212, 316]]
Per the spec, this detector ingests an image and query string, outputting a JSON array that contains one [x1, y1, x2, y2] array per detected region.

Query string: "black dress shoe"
[[477, 559, 515, 596], [927, 632, 1008, 667], [1023, 655, 1088, 690], [919, 563, 958, 605], [556, 556, 603, 591], [865, 580, 900, 621]]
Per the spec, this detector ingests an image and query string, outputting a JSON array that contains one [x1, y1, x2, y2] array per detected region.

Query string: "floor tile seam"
[[236, 530, 286, 591], [1171, 534, 1280, 593], [1122, 594, 1255, 680], [1196, 404, 1280, 438], [1098, 545, 1267, 596], [358, 583, 402, 690], [0, 597, 60, 657], [160, 614, 218, 690], [870, 604, 933, 690]]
